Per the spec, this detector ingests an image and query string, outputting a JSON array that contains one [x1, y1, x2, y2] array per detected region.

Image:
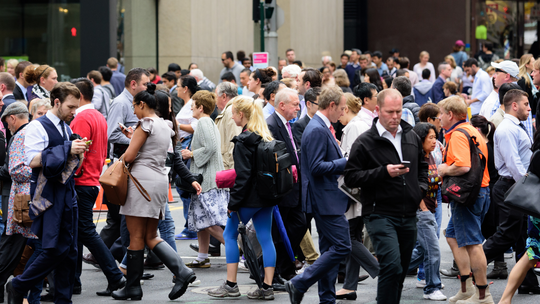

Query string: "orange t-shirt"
[[444, 122, 490, 187]]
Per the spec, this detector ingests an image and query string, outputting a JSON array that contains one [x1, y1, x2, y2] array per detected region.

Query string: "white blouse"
[[340, 114, 370, 158]]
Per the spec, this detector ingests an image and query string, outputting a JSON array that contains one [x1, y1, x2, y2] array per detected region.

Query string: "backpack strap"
[[444, 128, 486, 163]]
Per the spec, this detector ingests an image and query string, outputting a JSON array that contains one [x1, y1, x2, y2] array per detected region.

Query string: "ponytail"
[[231, 96, 273, 142]]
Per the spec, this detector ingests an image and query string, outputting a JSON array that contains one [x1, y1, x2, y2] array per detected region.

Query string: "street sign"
[[252, 52, 269, 69], [531, 4, 540, 19]]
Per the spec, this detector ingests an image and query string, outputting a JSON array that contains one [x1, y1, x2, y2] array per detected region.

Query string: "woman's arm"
[[178, 124, 194, 134]]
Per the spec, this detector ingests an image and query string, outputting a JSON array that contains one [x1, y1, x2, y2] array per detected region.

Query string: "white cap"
[[491, 61, 520, 79]]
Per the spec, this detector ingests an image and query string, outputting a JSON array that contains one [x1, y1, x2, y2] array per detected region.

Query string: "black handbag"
[[441, 128, 486, 207], [504, 151, 540, 218]]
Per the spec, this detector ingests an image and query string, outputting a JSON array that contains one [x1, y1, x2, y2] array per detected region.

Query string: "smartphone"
[[401, 160, 411, 168], [118, 122, 127, 130]]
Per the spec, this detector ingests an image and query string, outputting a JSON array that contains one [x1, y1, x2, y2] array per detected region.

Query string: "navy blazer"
[[432, 76, 446, 104], [301, 114, 348, 215], [267, 112, 300, 208]]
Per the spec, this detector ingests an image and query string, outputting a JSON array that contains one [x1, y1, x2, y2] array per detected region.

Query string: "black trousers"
[[99, 194, 121, 249], [481, 184, 504, 262], [0, 231, 27, 294], [483, 178, 538, 286], [272, 203, 307, 278]]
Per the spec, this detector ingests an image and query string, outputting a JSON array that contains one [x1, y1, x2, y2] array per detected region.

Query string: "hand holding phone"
[[401, 160, 411, 168], [118, 122, 127, 130]]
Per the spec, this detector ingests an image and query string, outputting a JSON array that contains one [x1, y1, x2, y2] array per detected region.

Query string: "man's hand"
[[181, 149, 192, 160], [191, 181, 202, 195], [387, 164, 409, 178], [71, 139, 88, 155], [437, 163, 449, 177]]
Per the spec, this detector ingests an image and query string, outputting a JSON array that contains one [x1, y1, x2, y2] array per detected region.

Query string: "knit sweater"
[[190, 117, 224, 192]]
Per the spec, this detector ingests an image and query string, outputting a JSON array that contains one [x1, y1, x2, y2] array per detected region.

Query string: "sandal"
[[186, 258, 211, 268]]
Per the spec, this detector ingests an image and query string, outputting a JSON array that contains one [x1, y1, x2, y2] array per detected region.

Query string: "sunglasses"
[[495, 68, 507, 74]]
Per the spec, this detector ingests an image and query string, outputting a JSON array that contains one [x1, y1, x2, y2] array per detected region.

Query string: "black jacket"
[[292, 114, 310, 149], [343, 118, 428, 218], [13, 84, 26, 101], [229, 131, 279, 211], [518, 77, 535, 115], [267, 112, 300, 208], [171, 150, 196, 185], [402, 95, 420, 124]]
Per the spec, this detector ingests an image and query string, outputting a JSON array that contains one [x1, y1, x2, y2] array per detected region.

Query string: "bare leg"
[[499, 256, 537, 304], [143, 218, 162, 250], [447, 237, 471, 292], [206, 225, 225, 244], [197, 230, 210, 254], [263, 267, 275, 286], [125, 216, 148, 250], [226, 263, 239, 283], [467, 244, 487, 285]]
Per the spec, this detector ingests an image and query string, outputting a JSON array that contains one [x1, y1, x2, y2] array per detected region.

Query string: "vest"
[[30, 115, 72, 198]]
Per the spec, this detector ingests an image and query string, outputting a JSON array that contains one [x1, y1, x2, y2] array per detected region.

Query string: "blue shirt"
[[401, 108, 415, 126], [470, 69, 492, 115], [376, 63, 389, 76], [263, 103, 275, 119], [494, 114, 532, 181]]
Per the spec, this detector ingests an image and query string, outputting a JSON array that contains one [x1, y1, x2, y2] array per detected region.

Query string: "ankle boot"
[[441, 260, 460, 277], [152, 241, 196, 300], [486, 261, 507, 279], [112, 250, 144, 300], [455, 285, 494, 304], [449, 276, 475, 304]]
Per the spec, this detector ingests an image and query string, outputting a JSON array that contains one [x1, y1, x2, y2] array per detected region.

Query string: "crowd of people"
[[0, 39, 539, 304]]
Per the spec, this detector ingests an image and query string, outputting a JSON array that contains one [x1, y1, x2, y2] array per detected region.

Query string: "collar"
[[2, 93, 13, 100], [361, 107, 377, 117], [375, 119, 402, 137], [275, 111, 288, 126], [170, 85, 177, 94], [46, 110, 62, 126], [16, 80, 26, 91], [122, 88, 133, 101], [315, 111, 331, 128], [504, 113, 520, 125], [445, 120, 467, 133], [75, 103, 95, 115], [197, 80, 203, 85]]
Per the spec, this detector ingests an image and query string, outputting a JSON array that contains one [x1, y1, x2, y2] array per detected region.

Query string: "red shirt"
[[71, 107, 108, 186]]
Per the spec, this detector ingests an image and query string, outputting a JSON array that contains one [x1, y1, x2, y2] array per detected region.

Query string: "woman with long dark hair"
[[363, 68, 384, 92]]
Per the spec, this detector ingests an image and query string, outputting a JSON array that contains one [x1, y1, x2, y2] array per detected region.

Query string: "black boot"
[[111, 250, 144, 300], [487, 261, 508, 279], [6, 281, 23, 304], [152, 241, 196, 300]]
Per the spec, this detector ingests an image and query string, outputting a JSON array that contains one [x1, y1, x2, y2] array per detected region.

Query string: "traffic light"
[[253, 0, 273, 22]]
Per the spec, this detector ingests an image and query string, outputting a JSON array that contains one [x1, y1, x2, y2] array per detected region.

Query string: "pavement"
[[25, 191, 540, 303]]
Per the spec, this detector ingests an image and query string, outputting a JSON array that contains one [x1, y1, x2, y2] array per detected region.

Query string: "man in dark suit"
[[432, 62, 452, 103], [0, 72, 17, 143], [12, 61, 32, 102], [266, 88, 306, 282], [292, 87, 321, 148], [285, 86, 351, 304]]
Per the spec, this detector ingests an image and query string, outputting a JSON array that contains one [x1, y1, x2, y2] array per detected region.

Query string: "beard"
[[58, 106, 73, 123]]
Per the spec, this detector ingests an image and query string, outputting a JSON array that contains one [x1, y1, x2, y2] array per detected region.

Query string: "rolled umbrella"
[[236, 212, 263, 288], [273, 206, 295, 263]]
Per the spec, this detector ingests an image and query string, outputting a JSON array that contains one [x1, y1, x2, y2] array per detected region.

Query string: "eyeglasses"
[[309, 101, 318, 106], [431, 116, 440, 120]]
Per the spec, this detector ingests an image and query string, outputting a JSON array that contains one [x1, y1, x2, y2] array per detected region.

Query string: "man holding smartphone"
[[344, 89, 428, 304]]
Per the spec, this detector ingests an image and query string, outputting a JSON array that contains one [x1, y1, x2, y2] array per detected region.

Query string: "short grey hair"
[[189, 69, 204, 81], [31, 98, 53, 115], [281, 65, 302, 78], [216, 82, 238, 99], [275, 88, 298, 106], [438, 62, 450, 73]]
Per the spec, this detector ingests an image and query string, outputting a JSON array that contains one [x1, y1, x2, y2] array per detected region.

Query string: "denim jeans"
[[408, 210, 442, 295], [418, 190, 443, 281], [75, 186, 124, 285]]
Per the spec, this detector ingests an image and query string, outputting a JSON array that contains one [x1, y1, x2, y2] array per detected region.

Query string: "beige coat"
[[489, 107, 504, 128], [215, 101, 242, 170]]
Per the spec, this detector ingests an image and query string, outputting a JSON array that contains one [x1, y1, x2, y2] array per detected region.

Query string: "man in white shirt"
[[354, 83, 379, 127], [479, 60, 519, 119], [463, 58, 493, 115]]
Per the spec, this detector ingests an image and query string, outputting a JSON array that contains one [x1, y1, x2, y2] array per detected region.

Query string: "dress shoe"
[[96, 276, 126, 296], [39, 293, 54, 302], [188, 243, 221, 256], [142, 273, 154, 280], [6, 280, 23, 304], [73, 285, 82, 295], [285, 281, 304, 304], [272, 283, 286, 292], [336, 291, 357, 300], [518, 285, 540, 294], [358, 275, 369, 282], [82, 253, 101, 269]]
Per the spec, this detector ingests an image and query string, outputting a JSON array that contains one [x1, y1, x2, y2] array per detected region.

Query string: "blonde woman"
[[445, 55, 463, 86], [6, 59, 19, 78], [413, 51, 436, 83], [333, 69, 352, 93], [339, 93, 369, 157], [29, 98, 52, 120], [518, 54, 537, 113], [208, 96, 277, 300]]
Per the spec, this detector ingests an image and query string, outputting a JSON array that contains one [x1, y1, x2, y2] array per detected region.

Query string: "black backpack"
[[441, 128, 487, 207], [254, 138, 294, 200]]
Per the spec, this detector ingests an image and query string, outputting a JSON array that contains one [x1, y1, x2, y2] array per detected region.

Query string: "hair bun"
[[146, 83, 156, 95]]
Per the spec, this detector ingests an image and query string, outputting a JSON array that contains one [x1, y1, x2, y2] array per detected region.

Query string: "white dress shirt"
[[25, 111, 70, 166], [75, 103, 94, 116], [340, 115, 370, 157], [315, 111, 331, 128], [358, 107, 377, 127], [175, 99, 198, 139], [494, 114, 532, 181], [470, 69, 493, 115], [478, 90, 498, 119], [376, 119, 403, 161]]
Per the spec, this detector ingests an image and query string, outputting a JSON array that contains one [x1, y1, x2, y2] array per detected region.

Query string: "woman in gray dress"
[[181, 90, 228, 268], [112, 84, 197, 301]]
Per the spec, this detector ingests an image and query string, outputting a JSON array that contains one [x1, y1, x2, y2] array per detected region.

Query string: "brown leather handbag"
[[13, 193, 33, 227], [99, 156, 151, 206]]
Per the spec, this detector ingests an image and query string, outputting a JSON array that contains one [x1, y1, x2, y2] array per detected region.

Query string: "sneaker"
[[424, 290, 447, 301], [190, 279, 201, 286], [238, 260, 249, 272], [186, 258, 211, 268], [247, 287, 275, 300], [297, 262, 311, 274], [175, 232, 197, 240], [504, 252, 513, 259], [208, 281, 241, 298], [416, 280, 426, 288]]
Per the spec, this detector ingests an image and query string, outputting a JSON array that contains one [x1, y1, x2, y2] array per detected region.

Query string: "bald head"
[[377, 88, 403, 108]]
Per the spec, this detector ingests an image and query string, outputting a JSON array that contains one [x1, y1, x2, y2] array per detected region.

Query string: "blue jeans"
[[121, 203, 177, 266], [409, 210, 442, 294], [418, 190, 443, 281]]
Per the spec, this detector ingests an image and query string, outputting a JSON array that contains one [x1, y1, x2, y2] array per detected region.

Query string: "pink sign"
[[252, 52, 269, 68]]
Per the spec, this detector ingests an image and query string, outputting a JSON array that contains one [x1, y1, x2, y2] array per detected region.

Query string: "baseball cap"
[[491, 61, 520, 79], [455, 40, 465, 47]]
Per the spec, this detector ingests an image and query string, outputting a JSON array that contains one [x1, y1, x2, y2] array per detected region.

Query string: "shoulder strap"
[[121, 156, 151, 202]]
